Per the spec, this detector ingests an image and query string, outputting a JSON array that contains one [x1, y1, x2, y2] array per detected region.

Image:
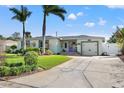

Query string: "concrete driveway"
[[1, 56, 124, 88]]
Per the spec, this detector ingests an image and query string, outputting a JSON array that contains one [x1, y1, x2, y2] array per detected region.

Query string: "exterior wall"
[[30, 40, 39, 48], [102, 43, 121, 56], [17, 40, 39, 49], [49, 39, 61, 54], [17, 41, 21, 49], [77, 39, 103, 55]]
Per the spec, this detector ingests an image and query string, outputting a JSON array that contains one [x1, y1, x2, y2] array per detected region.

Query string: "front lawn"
[[38, 55, 70, 69], [5, 54, 71, 70]]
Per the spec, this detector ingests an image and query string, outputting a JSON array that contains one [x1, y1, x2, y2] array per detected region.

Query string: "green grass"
[[38, 55, 70, 69], [5, 54, 71, 70]]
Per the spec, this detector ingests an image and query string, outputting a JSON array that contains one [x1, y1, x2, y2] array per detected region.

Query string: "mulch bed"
[[0, 68, 44, 81]]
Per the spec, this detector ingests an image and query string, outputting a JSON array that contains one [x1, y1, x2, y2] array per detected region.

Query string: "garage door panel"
[[82, 42, 98, 56]]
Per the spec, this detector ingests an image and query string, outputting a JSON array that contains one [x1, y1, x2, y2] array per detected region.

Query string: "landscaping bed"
[[0, 53, 71, 80]]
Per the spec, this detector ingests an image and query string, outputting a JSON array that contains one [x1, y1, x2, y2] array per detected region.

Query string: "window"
[[64, 42, 67, 48]]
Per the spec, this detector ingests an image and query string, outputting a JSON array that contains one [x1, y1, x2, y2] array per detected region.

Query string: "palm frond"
[[10, 6, 32, 22], [50, 11, 65, 21], [42, 5, 67, 21]]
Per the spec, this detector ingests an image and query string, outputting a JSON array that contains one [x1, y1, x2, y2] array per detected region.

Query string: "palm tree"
[[42, 5, 67, 54], [115, 27, 124, 54], [9, 5, 32, 50]]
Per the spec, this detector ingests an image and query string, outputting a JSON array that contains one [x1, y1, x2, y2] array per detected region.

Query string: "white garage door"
[[82, 42, 98, 56]]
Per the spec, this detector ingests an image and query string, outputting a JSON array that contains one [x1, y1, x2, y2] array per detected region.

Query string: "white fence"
[[102, 43, 121, 56]]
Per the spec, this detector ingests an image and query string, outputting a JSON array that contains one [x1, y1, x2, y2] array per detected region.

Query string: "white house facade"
[[17, 35, 108, 56]]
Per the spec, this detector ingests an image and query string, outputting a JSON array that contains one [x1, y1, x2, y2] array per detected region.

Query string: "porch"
[[60, 40, 80, 55]]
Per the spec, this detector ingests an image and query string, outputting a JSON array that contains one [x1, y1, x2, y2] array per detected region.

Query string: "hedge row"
[[0, 65, 38, 77], [0, 51, 39, 77]]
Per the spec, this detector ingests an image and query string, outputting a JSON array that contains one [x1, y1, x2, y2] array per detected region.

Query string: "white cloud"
[[67, 13, 77, 20], [68, 12, 84, 20], [84, 22, 95, 27], [76, 12, 83, 16], [98, 18, 107, 26], [106, 5, 124, 9]]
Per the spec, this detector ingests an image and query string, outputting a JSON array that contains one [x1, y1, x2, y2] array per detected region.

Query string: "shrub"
[[0, 54, 6, 66], [10, 67, 22, 76], [5, 62, 23, 67], [40, 48, 53, 55], [46, 50, 53, 55], [26, 47, 40, 53], [30, 65, 38, 71], [5, 49, 11, 53], [0, 66, 10, 77], [24, 51, 38, 65], [15, 48, 26, 55], [24, 65, 32, 72], [18, 65, 26, 73], [10, 45, 17, 50]]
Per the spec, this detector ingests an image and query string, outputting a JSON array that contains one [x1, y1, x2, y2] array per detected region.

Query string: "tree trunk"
[[42, 13, 46, 54], [22, 21, 26, 50]]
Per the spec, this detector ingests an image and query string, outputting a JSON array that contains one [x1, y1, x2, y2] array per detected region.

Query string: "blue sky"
[[1, 5, 124, 39]]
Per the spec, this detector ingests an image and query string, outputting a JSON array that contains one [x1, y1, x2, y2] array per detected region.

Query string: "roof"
[[59, 35, 105, 40], [27, 36, 58, 40], [0, 40, 17, 45], [22, 35, 105, 41]]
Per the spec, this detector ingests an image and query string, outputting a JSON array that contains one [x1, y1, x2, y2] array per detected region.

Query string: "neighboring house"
[[0, 40, 18, 52], [18, 35, 105, 56]]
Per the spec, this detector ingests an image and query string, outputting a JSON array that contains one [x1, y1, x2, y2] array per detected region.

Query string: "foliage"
[[10, 45, 17, 50], [0, 54, 6, 66], [11, 32, 21, 40], [0, 64, 38, 77], [42, 5, 67, 54], [10, 67, 22, 76], [5, 49, 11, 53], [0, 66, 10, 77], [26, 47, 40, 53], [40, 48, 53, 55], [1, 54, 70, 77], [24, 51, 38, 65], [5, 45, 17, 54], [0, 35, 6, 40], [114, 27, 124, 54], [9, 6, 32, 23], [25, 32, 32, 39], [107, 33, 116, 43], [9, 5, 32, 50], [45, 50, 53, 55], [5, 62, 23, 67]]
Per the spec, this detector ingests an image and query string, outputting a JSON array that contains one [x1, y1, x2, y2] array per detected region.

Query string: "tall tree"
[[0, 35, 5, 40], [9, 5, 32, 50], [12, 32, 21, 40], [115, 27, 124, 54], [25, 31, 32, 39], [42, 5, 67, 54], [107, 33, 116, 43]]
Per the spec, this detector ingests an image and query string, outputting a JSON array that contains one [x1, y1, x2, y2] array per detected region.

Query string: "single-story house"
[[0, 40, 18, 52], [17, 35, 105, 56]]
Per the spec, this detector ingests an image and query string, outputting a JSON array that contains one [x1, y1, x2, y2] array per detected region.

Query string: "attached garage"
[[81, 41, 99, 56]]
